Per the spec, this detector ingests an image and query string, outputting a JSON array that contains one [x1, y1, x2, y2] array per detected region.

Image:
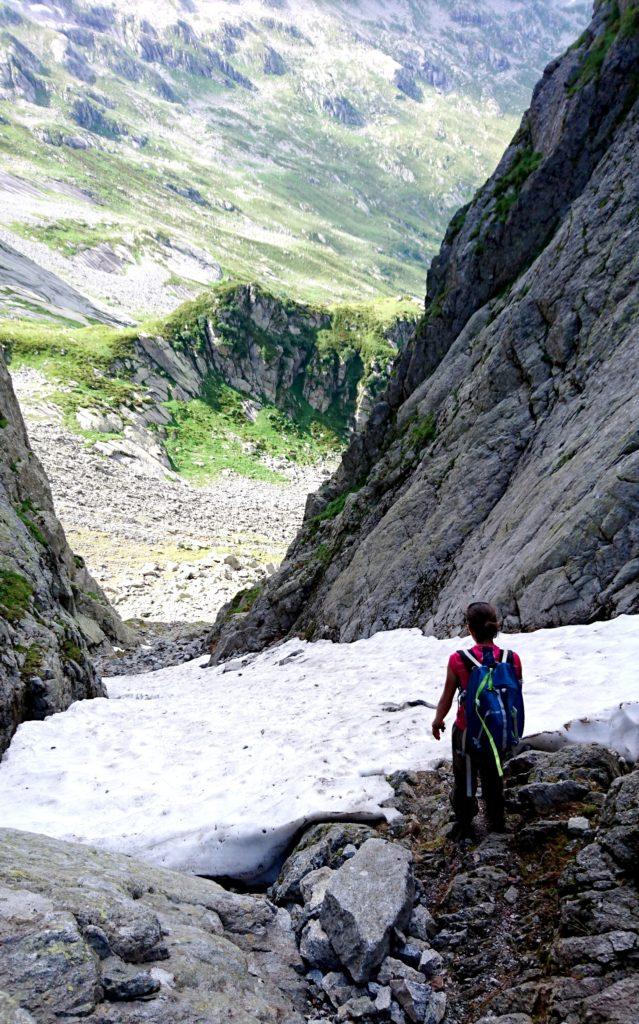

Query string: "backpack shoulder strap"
[[459, 648, 482, 670], [500, 648, 509, 663]]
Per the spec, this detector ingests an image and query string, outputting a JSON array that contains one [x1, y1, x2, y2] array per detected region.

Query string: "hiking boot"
[[447, 821, 477, 843], [487, 817, 508, 834]]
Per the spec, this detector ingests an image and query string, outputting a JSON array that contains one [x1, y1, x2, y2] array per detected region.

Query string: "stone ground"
[[270, 743, 639, 1024], [1, 742, 636, 1023], [11, 367, 335, 672]]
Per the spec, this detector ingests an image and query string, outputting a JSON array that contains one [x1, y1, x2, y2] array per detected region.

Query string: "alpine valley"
[[1, 3, 639, 1024]]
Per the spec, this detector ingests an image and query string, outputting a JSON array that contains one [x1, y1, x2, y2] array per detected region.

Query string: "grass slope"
[[2, 283, 420, 483]]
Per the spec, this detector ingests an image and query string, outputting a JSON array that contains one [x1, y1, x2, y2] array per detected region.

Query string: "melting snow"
[[0, 616, 637, 879]]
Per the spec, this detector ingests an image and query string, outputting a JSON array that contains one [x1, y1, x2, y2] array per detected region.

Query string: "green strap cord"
[[474, 671, 504, 778]]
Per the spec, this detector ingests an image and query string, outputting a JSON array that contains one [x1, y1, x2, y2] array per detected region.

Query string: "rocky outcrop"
[[322, 95, 365, 126], [0, 353, 126, 756], [70, 97, 124, 138], [320, 839, 415, 983], [263, 45, 286, 76], [0, 828, 305, 1023], [264, 742, 639, 1024], [0, 34, 49, 105], [0, 240, 118, 325], [209, 1, 639, 660], [115, 283, 418, 438]]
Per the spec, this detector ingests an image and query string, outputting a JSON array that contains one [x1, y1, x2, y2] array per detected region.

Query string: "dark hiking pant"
[[451, 724, 505, 831]]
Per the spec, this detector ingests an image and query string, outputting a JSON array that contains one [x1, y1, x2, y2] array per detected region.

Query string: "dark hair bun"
[[465, 602, 500, 642]]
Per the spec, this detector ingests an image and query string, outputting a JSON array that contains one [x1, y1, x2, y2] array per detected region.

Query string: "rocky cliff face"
[[0, 352, 126, 755], [210, 0, 639, 660], [124, 284, 418, 438]]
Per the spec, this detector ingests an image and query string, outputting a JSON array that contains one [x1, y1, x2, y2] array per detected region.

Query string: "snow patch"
[[0, 616, 636, 879]]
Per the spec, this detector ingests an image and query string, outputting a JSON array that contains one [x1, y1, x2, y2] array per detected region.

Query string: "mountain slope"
[[0, 0, 589, 316], [0, 350, 128, 755], [209, 0, 639, 660], [2, 284, 420, 485]]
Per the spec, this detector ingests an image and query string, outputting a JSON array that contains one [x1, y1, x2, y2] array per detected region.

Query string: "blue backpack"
[[459, 646, 524, 775]]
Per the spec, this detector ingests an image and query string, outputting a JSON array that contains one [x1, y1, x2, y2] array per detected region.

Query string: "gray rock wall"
[[0, 353, 125, 754], [0, 828, 306, 1023], [209, 1, 639, 660], [122, 284, 417, 438]]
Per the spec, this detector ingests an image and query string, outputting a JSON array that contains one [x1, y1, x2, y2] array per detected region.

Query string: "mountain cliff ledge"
[[0, 353, 127, 754], [210, 0, 639, 661]]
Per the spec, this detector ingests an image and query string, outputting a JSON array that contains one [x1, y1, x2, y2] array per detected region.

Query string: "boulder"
[[321, 970, 358, 1009], [390, 978, 446, 1024], [598, 771, 639, 872], [0, 829, 306, 1021], [0, 890, 102, 1020], [408, 904, 437, 941], [580, 976, 639, 1023], [272, 822, 378, 903], [321, 838, 415, 983], [516, 780, 590, 814], [101, 962, 160, 1001], [299, 918, 339, 972], [299, 866, 334, 911], [337, 995, 378, 1020]]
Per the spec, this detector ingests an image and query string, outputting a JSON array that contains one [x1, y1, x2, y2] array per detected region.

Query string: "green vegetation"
[[1, 320, 139, 420], [164, 373, 342, 484], [315, 542, 333, 566], [309, 489, 359, 531], [493, 147, 544, 221], [312, 492, 350, 524], [568, 2, 638, 93], [447, 205, 469, 242], [61, 638, 83, 663], [219, 583, 264, 623], [0, 569, 34, 623], [317, 296, 418, 379], [409, 413, 437, 448], [21, 643, 43, 679], [0, 415, 7, 428], [16, 499, 46, 546], [620, 3, 639, 38], [10, 219, 123, 256]]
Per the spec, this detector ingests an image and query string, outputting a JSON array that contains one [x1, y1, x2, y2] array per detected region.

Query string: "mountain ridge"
[[0, 0, 589, 318], [209, 0, 639, 660]]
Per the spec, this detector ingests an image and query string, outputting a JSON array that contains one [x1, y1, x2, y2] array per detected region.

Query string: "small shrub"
[[226, 584, 263, 618], [312, 492, 349, 525], [62, 638, 84, 663], [410, 413, 437, 448], [21, 644, 43, 678], [316, 543, 333, 566], [0, 570, 33, 623], [493, 147, 543, 222], [16, 500, 46, 546]]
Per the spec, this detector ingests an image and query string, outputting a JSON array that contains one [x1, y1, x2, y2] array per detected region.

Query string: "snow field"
[[0, 616, 636, 880]]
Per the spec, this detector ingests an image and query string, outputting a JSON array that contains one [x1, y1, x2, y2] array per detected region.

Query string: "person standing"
[[431, 602, 524, 840]]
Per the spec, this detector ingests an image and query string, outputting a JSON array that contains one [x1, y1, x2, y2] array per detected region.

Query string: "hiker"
[[431, 602, 524, 839]]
